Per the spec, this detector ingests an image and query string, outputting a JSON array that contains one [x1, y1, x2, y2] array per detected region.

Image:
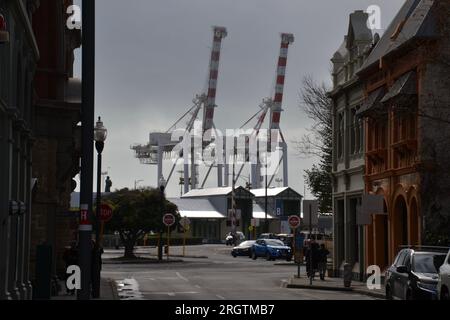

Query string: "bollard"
[[343, 263, 352, 288]]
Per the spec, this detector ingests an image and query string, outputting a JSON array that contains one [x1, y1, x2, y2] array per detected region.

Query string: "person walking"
[[318, 244, 330, 281], [305, 240, 319, 280]]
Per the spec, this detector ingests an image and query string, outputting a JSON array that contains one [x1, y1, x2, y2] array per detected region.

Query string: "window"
[[394, 250, 407, 267], [337, 113, 344, 159]]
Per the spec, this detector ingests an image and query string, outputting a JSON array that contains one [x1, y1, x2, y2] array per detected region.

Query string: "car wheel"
[[252, 251, 257, 260], [286, 256, 292, 262], [441, 286, 449, 300], [231, 252, 236, 258], [385, 285, 393, 300], [266, 252, 272, 261]]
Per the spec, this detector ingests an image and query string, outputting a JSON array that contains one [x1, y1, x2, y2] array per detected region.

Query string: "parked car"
[[437, 249, 450, 300], [385, 247, 448, 300], [231, 240, 256, 258], [251, 239, 292, 261], [225, 231, 245, 246], [257, 233, 278, 240], [275, 234, 294, 248]]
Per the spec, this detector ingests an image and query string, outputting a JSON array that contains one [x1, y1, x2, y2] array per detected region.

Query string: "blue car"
[[251, 239, 292, 261]]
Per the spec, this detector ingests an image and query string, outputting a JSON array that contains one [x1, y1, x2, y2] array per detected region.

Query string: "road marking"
[[176, 272, 189, 282], [195, 285, 201, 288], [216, 294, 226, 300], [144, 291, 199, 295]]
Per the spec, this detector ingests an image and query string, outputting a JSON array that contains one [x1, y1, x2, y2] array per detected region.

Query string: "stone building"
[[329, 11, 373, 280], [0, 0, 81, 300], [357, 0, 450, 269], [30, 0, 81, 283], [0, 0, 39, 300]]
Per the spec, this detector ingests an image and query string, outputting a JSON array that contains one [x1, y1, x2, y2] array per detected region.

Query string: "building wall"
[[0, 0, 39, 300], [330, 11, 372, 280], [362, 1, 450, 269], [29, 0, 81, 282]]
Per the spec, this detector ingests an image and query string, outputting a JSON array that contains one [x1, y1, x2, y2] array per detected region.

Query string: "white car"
[[437, 249, 450, 300]]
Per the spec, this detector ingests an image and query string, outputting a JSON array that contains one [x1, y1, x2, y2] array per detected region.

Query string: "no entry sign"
[[163, 213, 176, 227], [288, 215, 301, 229]]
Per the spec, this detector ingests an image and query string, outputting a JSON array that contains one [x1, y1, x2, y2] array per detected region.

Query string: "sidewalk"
[[51, 278, 119, 300], [286, 276, 385, 299]]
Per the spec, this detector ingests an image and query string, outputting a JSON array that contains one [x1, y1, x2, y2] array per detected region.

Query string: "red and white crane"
[[234, 33, 294, 189], [131, 26, 227, 193]]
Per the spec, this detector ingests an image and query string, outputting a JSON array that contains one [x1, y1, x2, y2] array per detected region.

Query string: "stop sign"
[[100, 203, 113, 222], [163, 213, 176, 227], [288, 215, 301, 229]]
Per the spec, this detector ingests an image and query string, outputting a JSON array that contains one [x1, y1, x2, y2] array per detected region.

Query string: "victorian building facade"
[[0, 0, 81, 300], [330, 11, 373, 280], [0, 0, 39, 300], [357, 0, 450, 269]]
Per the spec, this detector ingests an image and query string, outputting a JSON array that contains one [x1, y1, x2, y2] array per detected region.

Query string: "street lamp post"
[[158, 176, 167, 261], [93, 116, 107, 299], [264, 151, 268, 233], [78, 0, 95, 301]]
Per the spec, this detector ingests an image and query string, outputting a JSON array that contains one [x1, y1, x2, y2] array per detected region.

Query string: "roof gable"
[[359, 0, 437, 72]]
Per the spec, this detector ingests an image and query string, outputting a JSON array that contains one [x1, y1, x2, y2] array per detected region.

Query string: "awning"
[[178, 210, 226, 219], [381, 71, 417, 104], [356, 87, 386, 117]]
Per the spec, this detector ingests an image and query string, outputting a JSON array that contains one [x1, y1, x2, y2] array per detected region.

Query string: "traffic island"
[[285, 276, 385, 299]]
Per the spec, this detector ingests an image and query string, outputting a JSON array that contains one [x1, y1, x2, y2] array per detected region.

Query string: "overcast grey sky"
[[73, 0, 405, 198]]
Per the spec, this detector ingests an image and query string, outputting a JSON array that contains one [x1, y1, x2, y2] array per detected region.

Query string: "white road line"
[[176, 272, 189, 282], [195, 285, 201, 288], [216, 294, 226, 300]]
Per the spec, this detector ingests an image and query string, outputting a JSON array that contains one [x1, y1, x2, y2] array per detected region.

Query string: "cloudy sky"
[[73, 0, 404, 198]]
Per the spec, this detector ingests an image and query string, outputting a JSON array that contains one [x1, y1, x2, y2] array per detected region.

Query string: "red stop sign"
[[163, 213, 176, 227], [288, 215, 301, 229], [100, 203, 113, 222]]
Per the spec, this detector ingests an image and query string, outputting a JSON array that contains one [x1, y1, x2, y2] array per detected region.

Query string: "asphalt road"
[[102, 245, 378, 300]]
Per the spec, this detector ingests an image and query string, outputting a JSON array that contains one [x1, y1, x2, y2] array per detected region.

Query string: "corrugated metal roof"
[[181, 187, 233, 198], [360, 0, 437, 72], [168, 198, 226, 219], [178, 210, 225, 219], [250, 187, 302, 198]]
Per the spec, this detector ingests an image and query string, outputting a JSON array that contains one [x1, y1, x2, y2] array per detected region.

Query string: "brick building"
[[357, 0, 450, 269], [0, 0, 81, 300], [30, 0, 81, 282]]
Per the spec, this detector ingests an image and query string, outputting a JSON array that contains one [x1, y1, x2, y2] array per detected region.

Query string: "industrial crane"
[[131, 26, 227, 193], [234, 33, 294, 189]]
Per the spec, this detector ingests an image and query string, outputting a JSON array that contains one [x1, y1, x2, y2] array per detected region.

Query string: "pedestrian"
[[318, 244, 330, 281], [63, 241, 78, 295], [305, 240, 319, 280]]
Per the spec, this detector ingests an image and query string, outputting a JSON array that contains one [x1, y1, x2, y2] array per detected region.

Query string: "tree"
[[296, 76, 333, 213], [105, 188, 179, 258]]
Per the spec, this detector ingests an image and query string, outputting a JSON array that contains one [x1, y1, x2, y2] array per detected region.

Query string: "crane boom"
[[203, 26, 227, 138], [269, 33, 294, 131]]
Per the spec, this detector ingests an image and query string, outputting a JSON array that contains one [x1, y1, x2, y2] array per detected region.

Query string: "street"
[[102, 245, 378, 300]]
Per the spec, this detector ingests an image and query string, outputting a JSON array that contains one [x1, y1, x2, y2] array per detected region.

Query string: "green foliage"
[[104, 188, 179, 257], [298, 76, 333, 212]]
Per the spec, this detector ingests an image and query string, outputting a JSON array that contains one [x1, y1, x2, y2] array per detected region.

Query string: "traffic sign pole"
[[167, 225, 170, 261]]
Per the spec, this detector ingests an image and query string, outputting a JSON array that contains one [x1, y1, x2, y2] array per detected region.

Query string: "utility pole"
[[264, 151, 268, 233], [78, 0, 95, 300]]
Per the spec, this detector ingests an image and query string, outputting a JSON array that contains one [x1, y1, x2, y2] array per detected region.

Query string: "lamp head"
[[94, 116, 107, 142]]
